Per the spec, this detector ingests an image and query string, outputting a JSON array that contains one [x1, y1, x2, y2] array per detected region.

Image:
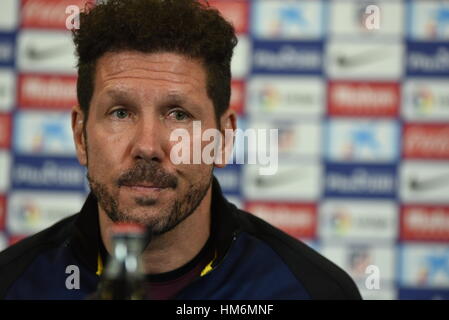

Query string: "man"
[[0, 0, 361, 299]]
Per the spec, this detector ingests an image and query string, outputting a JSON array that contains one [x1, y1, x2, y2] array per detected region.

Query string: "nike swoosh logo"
[[409, 172, 449, 191], [25, 44, 71, 61], [334, 48, 390, 69], [254, 169, 302, 188]]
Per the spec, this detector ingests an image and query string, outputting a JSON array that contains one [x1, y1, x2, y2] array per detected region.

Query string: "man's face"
[[73, 51, 224, 235]]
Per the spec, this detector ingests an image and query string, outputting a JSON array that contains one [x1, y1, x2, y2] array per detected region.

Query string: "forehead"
[[94, 51, 208, 97]]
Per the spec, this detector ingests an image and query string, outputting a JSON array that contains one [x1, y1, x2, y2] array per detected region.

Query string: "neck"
[[99, 185, 212, 274]]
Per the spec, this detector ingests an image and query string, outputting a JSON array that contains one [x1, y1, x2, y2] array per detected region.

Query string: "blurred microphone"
[[92, 223, 152, 300]]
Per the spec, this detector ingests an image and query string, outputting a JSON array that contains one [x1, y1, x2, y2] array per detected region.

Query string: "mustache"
[[117, 161, 178, 189]]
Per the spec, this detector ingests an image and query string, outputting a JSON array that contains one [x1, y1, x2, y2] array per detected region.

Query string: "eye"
[[168, 109, 190, 121], [111, 108, 130, 120]]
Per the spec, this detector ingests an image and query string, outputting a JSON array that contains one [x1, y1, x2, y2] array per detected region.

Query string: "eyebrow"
[[159, 92, 204, 113], [163, 93, 193, 106], [102, 90, 204, 113], [103, 89, 133, 101]]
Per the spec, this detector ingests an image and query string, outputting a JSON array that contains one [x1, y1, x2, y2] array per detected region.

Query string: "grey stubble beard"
[[84, 135, 213, 237]]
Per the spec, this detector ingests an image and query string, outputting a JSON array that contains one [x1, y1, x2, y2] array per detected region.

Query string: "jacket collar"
[[69, 176, 239, 274]]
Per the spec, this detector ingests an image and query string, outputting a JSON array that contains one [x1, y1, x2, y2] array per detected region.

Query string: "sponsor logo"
[[0, 69, 16, 111], [252, 0, 323, 39], [327, 41, 403, 79], [209, 0, 248, 34], [247, 76, 324, 118], [243, 162, 321, 201], [231, 35, 250, 79], [402, 80, 449, 121], [11, 156, 86, 191], [0, 195, 5, 230], [400, 161, 449, 204], [245, 202, 316, 239], [330, 0, 403, 37], [230, 80, 245, 115], [319, 200, 397, 240], [0, 151, 11, 192], [409, 2, 449, 40], [401, 206, 449, 242], [325, 163, 397, 199], [252, 41, 323, 75], [0, 33, 15, 67], [18, 74, 77, 109], [14, 111, 76, 155], [328, 81, 399, 117], [0, 0, 19, 31], [348, 247, 377, 280], [400, 244, 449, 288], [17, 30, 77, 74], [214, 164, 241, 195], [25, 43, 68, 61], [335, 50, 383, 68], [7, 191, 84, 235], [247, 120, 321, 159], [403, 124, 449, 159], [325, 119, 399, 162], [408, 173, 449, 192], [0, 113, 11, 149], [407, 42, 449, 76], [21, 0, 92, 30], [321, 244, 396, 283]]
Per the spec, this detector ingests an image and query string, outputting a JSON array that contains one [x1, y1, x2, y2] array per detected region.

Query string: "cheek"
[[86, 133, 125, 177]]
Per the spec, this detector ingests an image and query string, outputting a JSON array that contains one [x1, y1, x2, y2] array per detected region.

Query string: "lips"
[[121, 184, 168, 196], [122, 183, 167, 189]]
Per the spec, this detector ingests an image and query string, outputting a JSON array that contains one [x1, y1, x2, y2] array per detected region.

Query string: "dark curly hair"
[[72, 0, 238, 123]]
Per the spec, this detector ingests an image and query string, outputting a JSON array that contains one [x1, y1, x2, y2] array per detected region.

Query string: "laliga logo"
[[331, 210, 352, 236], [413, 88, 435, 114]]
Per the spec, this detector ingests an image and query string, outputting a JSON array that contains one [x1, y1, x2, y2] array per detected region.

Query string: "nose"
[[129, 115, 166, 163]]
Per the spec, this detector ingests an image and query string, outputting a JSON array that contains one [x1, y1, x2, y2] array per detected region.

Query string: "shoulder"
[[0, 214, 78, 297], [233, 207, 362, 300], [0, 214, 77, 267]]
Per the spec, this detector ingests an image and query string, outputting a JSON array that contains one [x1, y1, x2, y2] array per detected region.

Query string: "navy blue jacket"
[[0, 178, 361, 299]]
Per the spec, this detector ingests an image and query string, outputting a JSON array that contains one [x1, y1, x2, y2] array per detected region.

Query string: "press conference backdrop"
[[1, 0, 449, 300]]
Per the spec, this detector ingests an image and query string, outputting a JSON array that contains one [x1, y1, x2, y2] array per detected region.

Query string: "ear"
[[214, 108, 237, 169], [71, 105, 87, 166]]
